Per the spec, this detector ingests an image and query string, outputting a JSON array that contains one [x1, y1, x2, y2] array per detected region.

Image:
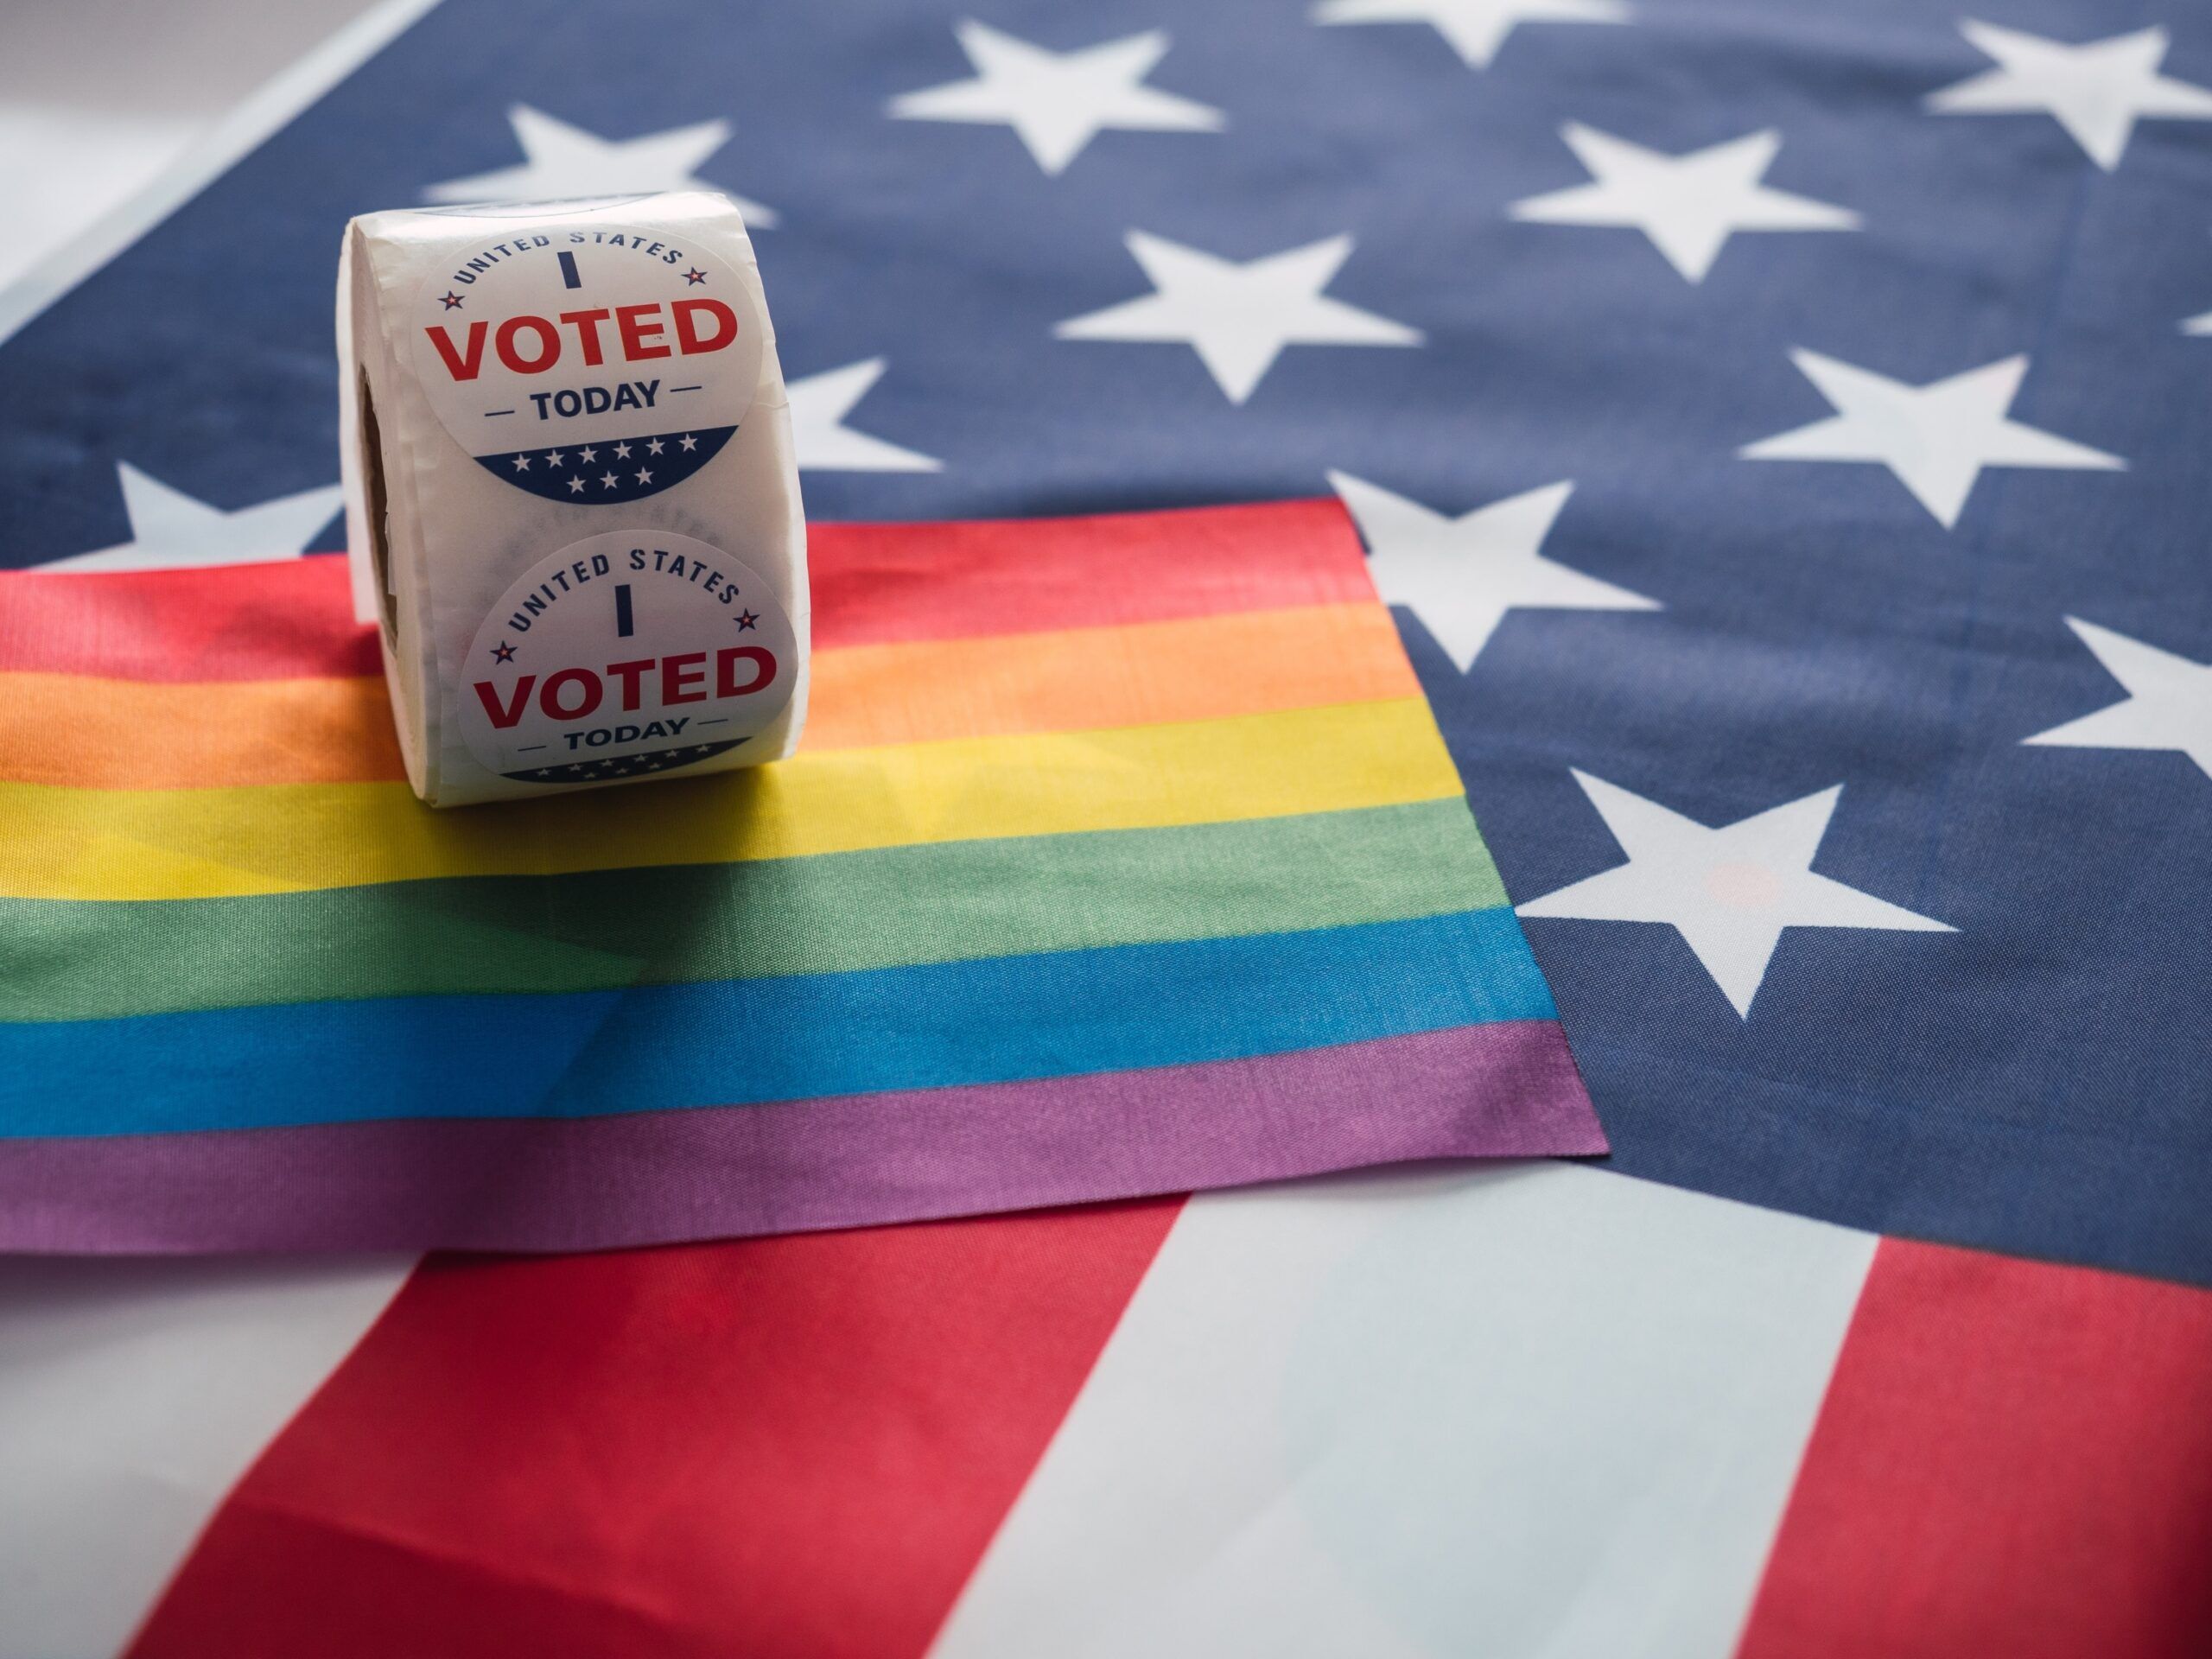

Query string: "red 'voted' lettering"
[[473, 676, 536, 729], [474, 645, 778, 733], [540, 667, 603, 719], [673, 299, 737, 355], [616, 303, 671, 362], [719, 645, 775, 696], [424, 321, 489, 382], [495, 316, 561, 374], [557, 308, 612, 366], [426, 301, 737, 382]]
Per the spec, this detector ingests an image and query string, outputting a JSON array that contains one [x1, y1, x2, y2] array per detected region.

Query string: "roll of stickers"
[[338, 191, 806, 807]]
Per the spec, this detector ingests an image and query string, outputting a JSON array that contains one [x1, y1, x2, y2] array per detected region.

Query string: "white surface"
[[0, 105, 202, 295], [0, 1255, 410, 1659], [0, 0, 426, 342], [929, 1162, 1875, 1659]]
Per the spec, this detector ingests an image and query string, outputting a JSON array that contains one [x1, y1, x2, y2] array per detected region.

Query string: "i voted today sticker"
[[412, 213, 763, 505], [460, 529, 798, 786]]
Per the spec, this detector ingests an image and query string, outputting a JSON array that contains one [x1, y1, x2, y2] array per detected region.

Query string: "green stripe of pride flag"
[[1, 800, 1505, 1021]]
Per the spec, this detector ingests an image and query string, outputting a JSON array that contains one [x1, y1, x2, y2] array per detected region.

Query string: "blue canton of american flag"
[[3, 0, 2209, 1285]]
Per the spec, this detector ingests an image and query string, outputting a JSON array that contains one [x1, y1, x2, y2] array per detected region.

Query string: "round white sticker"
[[460, 530, 798, 786], [411, 216, 763, 505]]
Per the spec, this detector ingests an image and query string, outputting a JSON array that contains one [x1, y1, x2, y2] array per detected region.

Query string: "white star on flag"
[[1510, 125, 1859, 283], [40, 461, 341, 573], [1518, 772, 1954, 1018], [888, 22, 1224, 175], [1926, 22, 2212, 171], [789, 359, 942, 474], [1329, 472, 1657, 669], [2024, 618, 2212, 781], [1313, 0, 1629, 71], [1739, 350, 2123, 529], [423, 105, 775, 226], [1057, 232, 1421, 404]]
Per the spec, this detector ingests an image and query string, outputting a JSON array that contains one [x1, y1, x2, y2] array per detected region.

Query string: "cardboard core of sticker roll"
[[353, 368, 398, 646]]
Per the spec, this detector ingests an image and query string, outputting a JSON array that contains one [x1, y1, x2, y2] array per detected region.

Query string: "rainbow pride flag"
[[0, 500, 1602, 1252]]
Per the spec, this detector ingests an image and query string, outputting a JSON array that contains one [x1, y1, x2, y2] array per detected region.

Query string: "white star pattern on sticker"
[[2024, 618, 2212, 780], [1518, 772, 1954, 1017], [423, 105, 776, 226], [40, 461, 342, 573], [1313, 0, 1629, 70], [1057, 232, 1421, 404], [888, 22, 1224, 175], [1510, 125, 1859, 283], [1739, 350, 2123, 528], [788, 359, 942, 473], [1329, 472, 1657, 669], [1926, 22, 2212, 170]]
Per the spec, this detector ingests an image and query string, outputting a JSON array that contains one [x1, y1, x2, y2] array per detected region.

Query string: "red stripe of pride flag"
[[128, 1199, 1181, 1659], [0, 499, 1367, 682]]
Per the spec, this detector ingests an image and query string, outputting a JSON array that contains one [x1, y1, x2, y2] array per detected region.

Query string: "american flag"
[[3, 2, 2209, 1655]]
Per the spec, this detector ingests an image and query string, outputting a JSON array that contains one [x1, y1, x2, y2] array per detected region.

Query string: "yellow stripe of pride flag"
[[0, 698, 1462, 901]]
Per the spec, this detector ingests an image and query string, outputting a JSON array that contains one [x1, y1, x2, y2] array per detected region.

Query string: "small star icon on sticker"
[[613, 442, 632, 459], [512, 454, 532, 471], [492, 641, 517, 663], [684, 267, 708, 284], [440, 291, 465, 310], [646, 437, 664, 454], [601, 472, 620, 488], [545, 450, 565, 467], [735, 609, 760, 630], [636, 468, 653, 485], [678, 434, 697, 451], [568, 476, 587, 493], [579, 446, 598, 463]]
